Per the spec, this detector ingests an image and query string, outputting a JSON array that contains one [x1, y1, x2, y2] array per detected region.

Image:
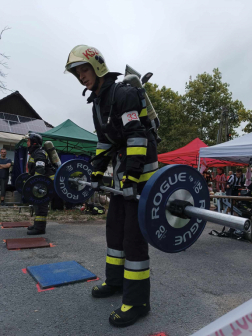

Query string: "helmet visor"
[[64, 61, 88, 74]]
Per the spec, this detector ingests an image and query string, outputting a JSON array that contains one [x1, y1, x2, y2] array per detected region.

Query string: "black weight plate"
[[139, 165, 210, 253], [23, 175, 54, 205], [54, 159, 94, 204], [15, 173, 30, 194]]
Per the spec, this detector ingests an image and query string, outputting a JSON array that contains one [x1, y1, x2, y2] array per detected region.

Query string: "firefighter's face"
[[75, 63, 97, 90], [27, 139, 31, 147]]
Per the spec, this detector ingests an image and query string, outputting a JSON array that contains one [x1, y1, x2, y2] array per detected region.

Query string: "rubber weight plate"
[[54, 159, 94, 204], [15, 173, 30, 194], [23, 175, 54, 205], [139, 164, 210, 253]]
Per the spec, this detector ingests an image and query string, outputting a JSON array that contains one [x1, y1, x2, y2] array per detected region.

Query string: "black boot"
[[92, 282, 123, 298], [27, 228, 46, 235], [109, 303, 150, 327], [27, 218, 46, 235], [27, 225, 34, 231]]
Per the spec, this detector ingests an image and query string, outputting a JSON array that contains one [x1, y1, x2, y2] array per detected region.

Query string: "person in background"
[[226, 168, 245, 196], [206, 170, 212, 183], [202, 170, 212, 183], [227, 170, 233, 180], [202, 170, 208, 182], [25, 133, 56, 235], [212, 168, 227, 193], [0, 149, 12, 206], [208, 182, 213, 193]]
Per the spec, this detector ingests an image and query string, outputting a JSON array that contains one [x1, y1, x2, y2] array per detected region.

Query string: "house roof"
[[0, 91, 53, 127], [0, 91, 42, 119]]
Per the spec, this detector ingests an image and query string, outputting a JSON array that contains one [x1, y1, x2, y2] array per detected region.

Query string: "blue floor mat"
[[27, 261, 96, 289]]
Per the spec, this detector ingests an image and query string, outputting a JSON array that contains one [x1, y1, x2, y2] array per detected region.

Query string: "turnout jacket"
[[87, 77, 158, 192], [28, 146, 55, 179]]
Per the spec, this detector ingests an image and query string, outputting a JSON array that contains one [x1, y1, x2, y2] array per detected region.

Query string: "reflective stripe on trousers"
[[124, 259, 150, 280], [106, 248, 125, 266]]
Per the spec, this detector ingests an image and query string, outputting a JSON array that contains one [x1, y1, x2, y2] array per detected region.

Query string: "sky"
[[1, 0, 252, 134]]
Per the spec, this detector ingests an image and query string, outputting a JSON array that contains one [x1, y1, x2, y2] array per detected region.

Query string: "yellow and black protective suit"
[[88, 77, 158, 306], [28, 146, 55, 232]]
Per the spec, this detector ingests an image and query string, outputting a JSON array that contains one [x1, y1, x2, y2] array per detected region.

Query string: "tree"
[[183, 68, 251, 145], [0, 26, 11, 93], [145, 83, 198, 154], [145, 68, 252, 154]]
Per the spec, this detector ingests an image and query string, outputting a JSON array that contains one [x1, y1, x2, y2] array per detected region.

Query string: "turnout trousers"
[[33, 202, 49, 230], [105, 193, 150, 306]]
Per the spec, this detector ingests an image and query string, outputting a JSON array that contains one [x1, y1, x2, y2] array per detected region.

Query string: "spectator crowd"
[[202, 167, 248, 196]]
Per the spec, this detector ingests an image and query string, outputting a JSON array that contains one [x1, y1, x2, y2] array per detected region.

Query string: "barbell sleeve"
[[184, 205, 250, 231]]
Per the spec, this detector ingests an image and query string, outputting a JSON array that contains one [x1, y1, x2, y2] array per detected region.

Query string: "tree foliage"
[[145, 68, 252, 154], [145, 83, 197, 154]]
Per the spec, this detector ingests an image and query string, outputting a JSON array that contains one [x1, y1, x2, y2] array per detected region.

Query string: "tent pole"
[[197, 155, 201, 171]]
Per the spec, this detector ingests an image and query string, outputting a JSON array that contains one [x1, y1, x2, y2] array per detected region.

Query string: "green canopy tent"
[[15, 119, 98, 155]]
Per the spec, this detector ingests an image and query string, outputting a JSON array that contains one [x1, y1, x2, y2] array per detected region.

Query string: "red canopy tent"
[[158, 138, 246, 168]]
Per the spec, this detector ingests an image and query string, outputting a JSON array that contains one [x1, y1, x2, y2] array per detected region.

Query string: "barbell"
[[15, 173, 54, 205], [53, 159, 251, 253]]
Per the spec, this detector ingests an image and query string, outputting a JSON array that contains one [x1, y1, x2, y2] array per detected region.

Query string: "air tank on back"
[[44, 141, 61, 168]]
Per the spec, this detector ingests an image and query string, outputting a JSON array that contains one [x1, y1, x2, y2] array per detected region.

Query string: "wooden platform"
[[1, 222, 32, 228], [5, 238, 50, 250]]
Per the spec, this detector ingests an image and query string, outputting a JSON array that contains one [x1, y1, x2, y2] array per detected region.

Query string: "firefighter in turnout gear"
[[25, 133, 55, 235], [65, 45, 158, 327]]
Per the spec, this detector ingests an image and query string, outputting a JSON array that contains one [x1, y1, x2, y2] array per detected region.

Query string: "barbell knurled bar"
[[68, 177, 140, 199]]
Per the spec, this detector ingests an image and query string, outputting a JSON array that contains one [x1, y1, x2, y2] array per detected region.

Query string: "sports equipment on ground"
[[54, 159, 251, 253]]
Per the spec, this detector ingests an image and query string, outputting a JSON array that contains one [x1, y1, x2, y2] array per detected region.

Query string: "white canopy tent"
[[199, 132, 252, 166]]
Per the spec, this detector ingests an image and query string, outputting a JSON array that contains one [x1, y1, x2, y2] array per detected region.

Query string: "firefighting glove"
[[91, 174, 104, 191], [122, 180, 138, 201]]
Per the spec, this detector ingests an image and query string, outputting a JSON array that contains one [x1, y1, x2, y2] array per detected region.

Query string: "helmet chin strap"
[[90, 76, 100, 92]]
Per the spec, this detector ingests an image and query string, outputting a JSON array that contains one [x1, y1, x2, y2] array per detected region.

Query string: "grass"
[[0, 207, 107, 224]]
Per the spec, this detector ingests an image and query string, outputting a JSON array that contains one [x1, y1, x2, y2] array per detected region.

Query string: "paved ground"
[[1, 220, 252, 336]]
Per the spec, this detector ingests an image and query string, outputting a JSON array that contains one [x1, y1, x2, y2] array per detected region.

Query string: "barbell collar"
[[184, 205, 251, 231]]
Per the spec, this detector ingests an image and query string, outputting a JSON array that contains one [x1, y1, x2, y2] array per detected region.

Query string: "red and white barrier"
[[190, 298, 252, 336]]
